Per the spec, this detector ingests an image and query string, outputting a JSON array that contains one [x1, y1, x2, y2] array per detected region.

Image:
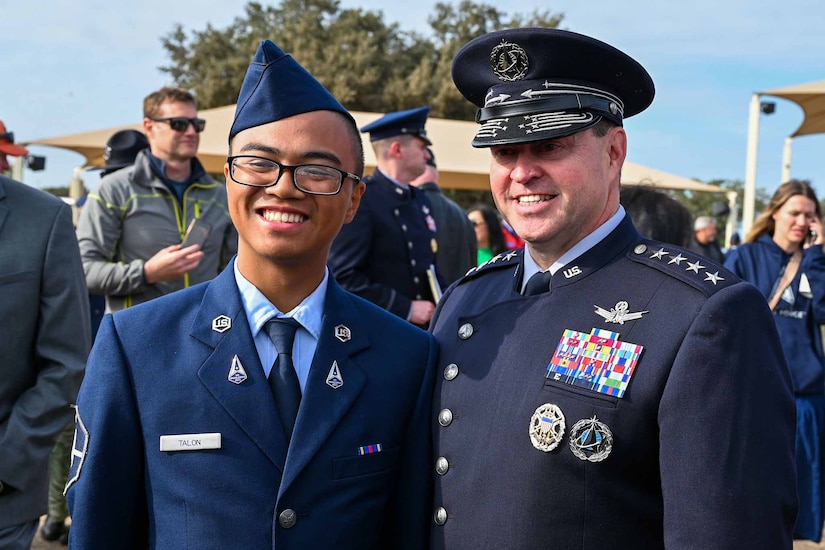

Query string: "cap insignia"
[[490, 40, 529, 82]]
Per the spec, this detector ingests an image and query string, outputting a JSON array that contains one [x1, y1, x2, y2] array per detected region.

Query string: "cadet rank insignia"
[[569, 416, 613, 462], [529, 403, 565, 452], [547, 328, 643, 398]]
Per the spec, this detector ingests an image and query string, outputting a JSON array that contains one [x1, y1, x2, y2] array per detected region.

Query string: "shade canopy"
[[762, 80, 825, 137], [24, 106, 725, 194]]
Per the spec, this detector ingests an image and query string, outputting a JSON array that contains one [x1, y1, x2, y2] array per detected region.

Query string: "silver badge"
[[326, 361, 344, 389], [227, 355, 248, 385], [458, 323, 474, 340], [490, 40, 529, 82], [212, 315, 232, 333], [569, 416, 613, 462], [529, 403, 565, 452], [334, 324, 351, 343], [594, 301, 648, 324]]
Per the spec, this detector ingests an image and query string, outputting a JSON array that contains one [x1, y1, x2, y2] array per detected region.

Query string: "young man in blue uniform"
[[430, 28, 798, 549], [328, 106, 441, 327], [66, 40, 437, 549]]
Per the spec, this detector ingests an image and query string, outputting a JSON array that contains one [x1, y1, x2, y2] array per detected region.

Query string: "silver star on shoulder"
[[704, 271, 725, 285], [650, 248, 669, 259], [668, 253, 687, 265], [504, 251, 518, 261], [686, 260, 705, 273]]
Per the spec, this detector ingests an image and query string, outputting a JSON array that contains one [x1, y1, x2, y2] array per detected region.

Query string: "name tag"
[[159, 433, 221, 452]]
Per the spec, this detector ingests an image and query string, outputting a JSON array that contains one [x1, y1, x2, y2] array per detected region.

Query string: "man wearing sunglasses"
[[77, 86, 237, 313]]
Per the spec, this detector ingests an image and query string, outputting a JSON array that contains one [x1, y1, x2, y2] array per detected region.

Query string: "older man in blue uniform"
[[430, 28, 797, 549], [328, 106, 440, 327], [66, 39, 436, 550]]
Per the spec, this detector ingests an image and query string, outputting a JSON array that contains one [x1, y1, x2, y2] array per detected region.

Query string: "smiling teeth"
[[262, 211, 306, 223], [518, 194, 551, 204]]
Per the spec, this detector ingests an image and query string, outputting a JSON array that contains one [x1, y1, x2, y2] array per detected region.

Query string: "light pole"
[[742, 96, 776, 236]]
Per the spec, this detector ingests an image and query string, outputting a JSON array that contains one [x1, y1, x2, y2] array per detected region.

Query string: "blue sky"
[[2, 0, 823, 199]]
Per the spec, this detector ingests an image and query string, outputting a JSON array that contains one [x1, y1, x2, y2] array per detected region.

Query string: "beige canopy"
[[25, 106, 727, 195], [762, 80, 825, 137]]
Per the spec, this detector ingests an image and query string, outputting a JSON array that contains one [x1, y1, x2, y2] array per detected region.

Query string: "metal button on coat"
[[444, 364, 459, 380], [401, 224, 408, 232], [438, 408, 453, 426], [436, 456, 449, 475], [634, 244, 647, 254], [394, 209, 400, 217], [434, 507, 448, 525], [279, 508, 297, 528], [411, 259, 417, 267], [458, 323, 474, 339]]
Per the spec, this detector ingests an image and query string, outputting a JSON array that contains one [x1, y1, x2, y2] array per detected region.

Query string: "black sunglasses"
[[151, 117, 206, 133], [0, 132, 14, 143]]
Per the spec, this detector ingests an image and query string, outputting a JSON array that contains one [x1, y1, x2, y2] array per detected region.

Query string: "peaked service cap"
[[360, 106, 432, 145]]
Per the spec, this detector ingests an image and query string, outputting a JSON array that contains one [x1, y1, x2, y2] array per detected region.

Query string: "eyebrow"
[[237, 142, 343, 166]]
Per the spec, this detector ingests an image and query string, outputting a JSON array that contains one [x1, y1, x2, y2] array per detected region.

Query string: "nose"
[[264, 166, 304, 197]]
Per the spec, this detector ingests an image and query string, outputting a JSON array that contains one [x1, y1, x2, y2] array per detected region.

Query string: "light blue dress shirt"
[[233, 260, 326, 392]]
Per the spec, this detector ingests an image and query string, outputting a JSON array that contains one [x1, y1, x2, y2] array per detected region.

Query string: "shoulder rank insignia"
[[594, 301, 648, 324], [629, 241, 734, 297]]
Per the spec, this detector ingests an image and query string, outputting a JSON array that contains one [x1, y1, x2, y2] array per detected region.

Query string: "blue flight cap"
[[451, 28, 655, 148], [229, 40, 354, 142], [360, 106, 432, 145]]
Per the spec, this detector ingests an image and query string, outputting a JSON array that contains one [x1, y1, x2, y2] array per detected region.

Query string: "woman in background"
[[467, 204, 506, 265], [725, 179, 825, 542]]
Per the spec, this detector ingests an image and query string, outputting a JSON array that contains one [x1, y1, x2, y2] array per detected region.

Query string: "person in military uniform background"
[[328, 106, 441, 327], [430, 28, 798, 549], [66, 40, 436, 549]]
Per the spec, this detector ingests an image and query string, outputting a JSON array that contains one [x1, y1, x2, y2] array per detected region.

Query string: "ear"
[[223, 161, 231, 182], [606, 126, 627, 179], [343, 181, 366, 224], [389, 140, 403, 159], [142, 117, 154, 139]]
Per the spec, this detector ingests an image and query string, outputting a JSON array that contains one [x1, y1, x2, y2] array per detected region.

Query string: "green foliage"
[[159, 0, 563, 116], [42, 186, 71, 197]]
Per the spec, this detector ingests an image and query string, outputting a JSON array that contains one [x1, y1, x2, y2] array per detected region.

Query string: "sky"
[[2, 0, 824, 199]]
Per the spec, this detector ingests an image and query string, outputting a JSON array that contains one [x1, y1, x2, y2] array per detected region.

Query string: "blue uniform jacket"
[[66, 264, 437, 549], [725, 235, 825, 394], [328, 169, 438, 320], [430, 217, 797, 549]]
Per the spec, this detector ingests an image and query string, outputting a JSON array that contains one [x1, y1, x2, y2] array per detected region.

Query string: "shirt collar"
[[233, 259, 327, 340], [521, 206, 626, 292]]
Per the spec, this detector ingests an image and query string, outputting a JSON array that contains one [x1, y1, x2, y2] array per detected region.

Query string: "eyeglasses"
[[0, 132, 14, 143], [227, 155, 360, 196], [151, 117, 206, 133]]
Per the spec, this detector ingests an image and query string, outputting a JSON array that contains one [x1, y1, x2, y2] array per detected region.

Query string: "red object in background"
[[501, 224, 524, 250]]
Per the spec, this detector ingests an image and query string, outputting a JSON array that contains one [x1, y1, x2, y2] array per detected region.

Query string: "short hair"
[[143, 87, 197, 119], [694, 216, 716, 232], [620, 186, 692, 247]]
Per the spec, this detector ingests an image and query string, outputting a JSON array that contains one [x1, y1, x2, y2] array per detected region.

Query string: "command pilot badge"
[[569, 416, 613, 462], [529, 403, 565, 452]]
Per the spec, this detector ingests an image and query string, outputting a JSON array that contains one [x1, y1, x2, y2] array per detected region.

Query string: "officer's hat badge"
[[490, 39, 529, 82]]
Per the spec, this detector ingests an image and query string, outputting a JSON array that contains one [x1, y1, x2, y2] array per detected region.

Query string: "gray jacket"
[[77, 150, 237, 312]]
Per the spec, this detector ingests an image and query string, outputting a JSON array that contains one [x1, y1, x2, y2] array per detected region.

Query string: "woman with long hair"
[[725, 179, 825, 541], [467, 204, 506, 265]]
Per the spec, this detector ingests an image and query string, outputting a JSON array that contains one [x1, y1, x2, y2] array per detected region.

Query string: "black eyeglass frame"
[[226, 155, 361, 196], [151, 117, 206, 133], [0, 132, 15, 143]]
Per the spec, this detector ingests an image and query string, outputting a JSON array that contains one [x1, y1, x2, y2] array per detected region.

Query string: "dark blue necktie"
[[524, 270, 553, 295], [265, 318, 302, 439]]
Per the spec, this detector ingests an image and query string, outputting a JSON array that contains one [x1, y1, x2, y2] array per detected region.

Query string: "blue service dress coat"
[[430, 217, 798, 549], [328, 169, 439, 320], [66, 264, 437, 549]]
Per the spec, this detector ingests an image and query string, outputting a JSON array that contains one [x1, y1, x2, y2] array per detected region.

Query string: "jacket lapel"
[[279, 281, 369, 495], [192, 266, 289, 472]]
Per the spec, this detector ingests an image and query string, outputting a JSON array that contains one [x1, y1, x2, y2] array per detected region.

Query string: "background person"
[[0, 123, 90, 550], [66, 40, 436, 549], [725, 179, 825, 542], [430, 27, 796, 549], [466, 203, 506, 265], [620, 185, 692, 247], [688, 215, 725, 263], [76, 86, 237, 313]]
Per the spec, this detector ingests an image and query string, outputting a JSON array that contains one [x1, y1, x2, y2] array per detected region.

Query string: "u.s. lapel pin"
[[326, 361, 344, 389], [228, 355, 248, 385], [212, 315, 232, 333], [334, 324, 351, 343]]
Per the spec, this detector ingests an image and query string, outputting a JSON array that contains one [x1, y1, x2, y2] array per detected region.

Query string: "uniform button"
[[411, 259, 417, 267], [394, 209, 400, 217], [436, 456, 449, 475], [408, 241, 413, 249], [278, 508, 297, 528], [444, 363, 459, 380], [401, 224, 408, 232], [416, 294, 423, 299], [438, 408, 453, 426], [434, 506, 448, 526], [414, 277, 420, 284], [633, 244, 647, 254], [458, 323, 474, 339]]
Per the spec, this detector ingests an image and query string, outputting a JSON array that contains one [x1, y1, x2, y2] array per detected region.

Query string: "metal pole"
[[781, 136, 793, 183], [742, 93, 762, 237], [724, 190, 739, 249]]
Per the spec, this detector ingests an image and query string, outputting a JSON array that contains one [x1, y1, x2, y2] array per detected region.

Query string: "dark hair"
[[468, 203, 506, 255], [746, 179, 820, 243], [620, 186, 692, 247]]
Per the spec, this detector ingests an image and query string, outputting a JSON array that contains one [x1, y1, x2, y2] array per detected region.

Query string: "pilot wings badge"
[[594, 301, 648, 325]]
